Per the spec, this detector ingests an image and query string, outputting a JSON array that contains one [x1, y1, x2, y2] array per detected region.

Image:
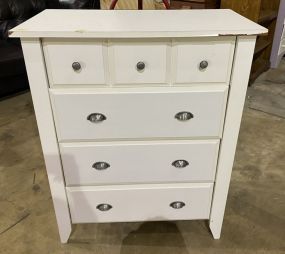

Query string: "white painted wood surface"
[[209, 36, 257, 239], [173, 37, 235, 84], [43, 39, 106, 86], [60, 140, 220, 185], [9, 9, 267, 38], [50, 86, 228, 141], [66, 183, 214, 223], [43, 37, 235, 87], [110, 40, 169, 84], [20, 38, 72, 243], [11, 9, 266, 243]]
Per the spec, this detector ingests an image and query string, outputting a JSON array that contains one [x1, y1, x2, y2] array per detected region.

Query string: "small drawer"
[[110, 40, 169, 84], [66, 183, 214, 223], [60, 140, 219, 186], [50, 86, 228, 141], [173, 37, 235, 84], [43, 39, 106, 86]]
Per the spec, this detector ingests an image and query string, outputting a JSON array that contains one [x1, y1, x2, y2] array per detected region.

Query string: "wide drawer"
[[50, 86, 228, 141], [173, 37, 235, 84], [60, 140, 219, 186], [66, 183, 214, 223], [43, 39, 106, 86]]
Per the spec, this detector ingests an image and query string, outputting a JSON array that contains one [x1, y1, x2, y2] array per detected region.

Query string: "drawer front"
[[173, 37, 235, 84], [50, 86, 228, 141], [66, 183, 213, 223], [43, 39, 105, 86], [110, 40, 169, 84], [60, 140, 219, 186]]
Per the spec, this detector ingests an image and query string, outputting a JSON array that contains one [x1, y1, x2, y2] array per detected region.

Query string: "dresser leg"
[[21, 38, 73, 244], [209, 220, 221, 239], [209, 36, 257, 240], [59, 226, 72, 243]]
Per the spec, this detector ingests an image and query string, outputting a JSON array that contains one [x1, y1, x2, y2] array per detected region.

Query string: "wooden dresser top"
[[9, 9, 267, 38]]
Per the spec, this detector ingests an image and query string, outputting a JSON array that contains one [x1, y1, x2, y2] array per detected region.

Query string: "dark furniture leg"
[[138, 0, 143, 9]]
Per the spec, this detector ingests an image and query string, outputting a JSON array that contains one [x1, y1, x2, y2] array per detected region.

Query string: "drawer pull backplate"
[[175, 111, 194, 121], [87, 113, 107, 123], [96, 203, 112, 211], [92, 162, 110, 170], [170, 201, 186, 209], [172, 160, 189, 168]]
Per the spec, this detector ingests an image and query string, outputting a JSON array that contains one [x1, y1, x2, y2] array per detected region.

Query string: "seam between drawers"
[[57, 136, 222, 143]]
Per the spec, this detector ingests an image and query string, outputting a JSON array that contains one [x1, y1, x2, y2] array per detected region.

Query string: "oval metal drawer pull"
[[172, 160, 189, 168], [199, 60, 208, 70], [72, 61, 81, 71], [96, 203, 112, 211], [87, 113, 106, 123], [175, 111, 194, 121], [136, 61, 145, 71], [92, 161, 110, 170], [170, 201, 186, 209]]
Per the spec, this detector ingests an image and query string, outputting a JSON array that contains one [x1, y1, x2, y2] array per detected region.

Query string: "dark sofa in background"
[[0, 0, 100, 98]]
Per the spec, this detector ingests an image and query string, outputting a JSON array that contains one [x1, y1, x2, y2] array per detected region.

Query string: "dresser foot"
[[209, 221, 221, 240], [59, 226, 72, 244]]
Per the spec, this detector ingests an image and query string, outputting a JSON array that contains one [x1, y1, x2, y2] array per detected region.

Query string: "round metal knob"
[[87, 113, 106, 123], [92, 162, 110, 170], [96, 203, 112, 211], [199, 60, 208, 70], [136, 61, 145, 71], [172, 160, 189, 168], [170, 201, 186, 209], [175, 111, 194, 121], [72, 62, 81, 71]]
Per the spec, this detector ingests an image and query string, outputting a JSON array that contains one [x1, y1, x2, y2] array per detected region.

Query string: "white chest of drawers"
[[10, 9, 266, 243]]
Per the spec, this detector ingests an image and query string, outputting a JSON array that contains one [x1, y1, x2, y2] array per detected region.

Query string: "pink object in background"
[[109, 0, 170, 9]]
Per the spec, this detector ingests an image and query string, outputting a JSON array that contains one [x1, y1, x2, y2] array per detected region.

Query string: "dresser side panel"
[[21, 38, 72, 243], [209, 36, 257, 239]]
